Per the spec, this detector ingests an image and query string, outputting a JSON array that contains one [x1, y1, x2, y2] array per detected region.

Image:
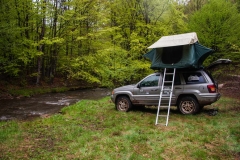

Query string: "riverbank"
[[0, 88, 111, 121], [0, 78, 99, 100], [0, 74, 239, 100]]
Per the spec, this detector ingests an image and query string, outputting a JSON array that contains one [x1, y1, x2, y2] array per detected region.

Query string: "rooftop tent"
[[143, 32, 213, 69]]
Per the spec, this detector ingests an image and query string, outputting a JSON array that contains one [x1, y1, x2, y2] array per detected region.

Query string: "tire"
[[178, 96, 200, 114], [116, 96, 132, 112]]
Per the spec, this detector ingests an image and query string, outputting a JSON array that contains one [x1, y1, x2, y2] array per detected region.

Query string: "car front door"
[[132, 74, 161, 105]]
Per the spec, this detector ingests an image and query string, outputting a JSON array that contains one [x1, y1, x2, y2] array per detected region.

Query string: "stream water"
[[0, 88, 111, 121]]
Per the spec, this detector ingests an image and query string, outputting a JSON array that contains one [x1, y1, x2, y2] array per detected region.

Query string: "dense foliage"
[[0, 0, 239, 87]]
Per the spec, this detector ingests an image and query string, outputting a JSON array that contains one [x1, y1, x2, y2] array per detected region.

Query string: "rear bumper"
[[198, 93, 221, 105]]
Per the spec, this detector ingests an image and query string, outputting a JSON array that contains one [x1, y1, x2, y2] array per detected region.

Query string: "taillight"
[[207, 84, 217, 93]]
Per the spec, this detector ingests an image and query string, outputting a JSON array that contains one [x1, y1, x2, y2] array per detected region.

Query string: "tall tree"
[[0, 0, 36, 78], [230, 0, 240, 12], [184, 0, 208, 15], [188, 0, 240, 52], [0, 0, 189, 87], [35, 0, 46, 85]]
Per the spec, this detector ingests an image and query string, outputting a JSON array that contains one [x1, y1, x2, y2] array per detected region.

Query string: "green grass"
[[0, 97, 240, 159]]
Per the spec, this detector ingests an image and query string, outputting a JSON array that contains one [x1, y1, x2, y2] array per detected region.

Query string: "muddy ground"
[[218, 78, 240, 100]]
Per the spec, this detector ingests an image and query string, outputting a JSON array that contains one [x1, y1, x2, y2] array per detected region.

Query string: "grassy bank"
[[0, 78, 94, 99], [8, 87, 70, 97], [0, 96, 240, 159]]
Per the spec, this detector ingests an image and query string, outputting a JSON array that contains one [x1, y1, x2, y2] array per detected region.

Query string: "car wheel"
[[178, 96, 199, 114], [116, 96, 132, 112]]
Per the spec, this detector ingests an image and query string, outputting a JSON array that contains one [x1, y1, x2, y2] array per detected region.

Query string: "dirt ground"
[[219, 84, 240, 99], [218, 76, 240, 100]]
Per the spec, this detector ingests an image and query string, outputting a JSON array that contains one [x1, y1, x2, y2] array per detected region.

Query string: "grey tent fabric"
[[143, 42, 213, 69], [143, 32, 213, 69], [148, 32, 199, 48]]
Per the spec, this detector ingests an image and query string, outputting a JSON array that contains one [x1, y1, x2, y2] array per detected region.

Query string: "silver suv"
[[111, 59, 231, 114]]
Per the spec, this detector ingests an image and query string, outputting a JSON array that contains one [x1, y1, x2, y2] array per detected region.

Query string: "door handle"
[[151, 89, 158, 91]]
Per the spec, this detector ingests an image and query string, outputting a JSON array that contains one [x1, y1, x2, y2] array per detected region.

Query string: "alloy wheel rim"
[[118, 99, 128, 111], [182, 101, 194, 113]]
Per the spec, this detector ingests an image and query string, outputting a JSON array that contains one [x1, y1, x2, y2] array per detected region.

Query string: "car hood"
[[114, 84, 135, 92]]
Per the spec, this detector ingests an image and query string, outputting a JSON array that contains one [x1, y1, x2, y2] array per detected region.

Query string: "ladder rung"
[[163, 88, 172, 91], [156, 123, 167, 126], [158, 105, 169, 108], [165, 73, 174, 75], [158, 115, 167, 117], [164, 81, 173, 83]]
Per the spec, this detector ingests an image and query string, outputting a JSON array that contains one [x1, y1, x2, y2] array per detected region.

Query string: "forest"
[[0, 0, 240, 88]]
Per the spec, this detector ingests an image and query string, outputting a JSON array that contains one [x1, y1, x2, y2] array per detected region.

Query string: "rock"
[[218, 84, 224, 89]]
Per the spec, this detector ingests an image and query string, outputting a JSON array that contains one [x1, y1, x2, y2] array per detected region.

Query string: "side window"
[[140, 75, 160, 87], [183, 72, 206, 84], [165, 73, 181, 85]]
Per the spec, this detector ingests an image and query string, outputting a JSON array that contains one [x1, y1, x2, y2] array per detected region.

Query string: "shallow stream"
[[0, 88, 111, 121]]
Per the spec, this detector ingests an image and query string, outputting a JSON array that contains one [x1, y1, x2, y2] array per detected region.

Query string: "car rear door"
[[160, 72, 183, 105]]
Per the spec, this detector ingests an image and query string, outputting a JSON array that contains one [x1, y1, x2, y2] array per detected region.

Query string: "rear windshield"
[[183, 72, 206, 84], [204, 70, 215, 83]]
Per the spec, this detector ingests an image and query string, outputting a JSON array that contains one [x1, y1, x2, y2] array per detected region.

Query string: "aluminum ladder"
[[155, 68, 176, 126]]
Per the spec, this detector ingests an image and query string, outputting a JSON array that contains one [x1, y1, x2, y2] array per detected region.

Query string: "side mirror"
[[137, 83, 141, 88]]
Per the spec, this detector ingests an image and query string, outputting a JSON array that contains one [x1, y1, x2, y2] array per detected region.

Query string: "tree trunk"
[[36, 0, 46, 85]]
